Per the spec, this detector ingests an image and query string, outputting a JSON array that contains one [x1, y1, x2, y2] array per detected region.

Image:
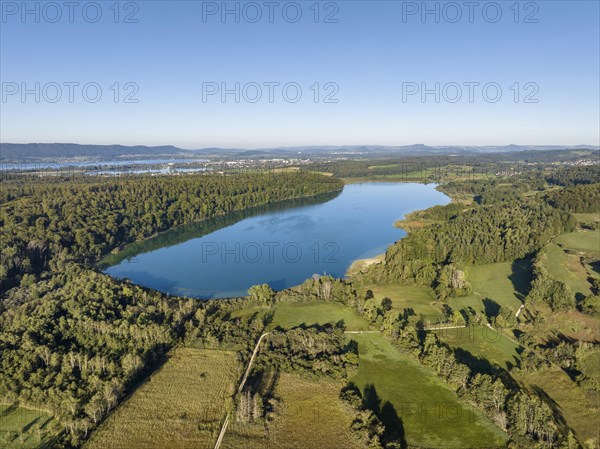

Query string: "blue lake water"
[[103, 183, 449, 298]]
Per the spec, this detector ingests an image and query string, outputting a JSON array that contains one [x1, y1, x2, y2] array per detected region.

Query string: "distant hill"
[[0, 143, 189, 160], [192, 144, 599, 155], [1, 142, 597, 161]]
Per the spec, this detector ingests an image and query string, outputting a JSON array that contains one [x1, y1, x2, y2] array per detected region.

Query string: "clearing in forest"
[[269, 301, 371, 331], [348, 333, 508, 448]]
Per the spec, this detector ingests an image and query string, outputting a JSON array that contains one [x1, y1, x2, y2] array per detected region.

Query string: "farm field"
[[452, 260, 531, 315], [432, 325, 522, 370], [544, 243, 593, 297], [348, 333, 507, 448], [269, 302, 371, 331], [364, 283, 442, 321], [222, 373, 364, 449], [0, 405, 61, 449], [513, 366, 600, 446], [84, 348, 240, 449]]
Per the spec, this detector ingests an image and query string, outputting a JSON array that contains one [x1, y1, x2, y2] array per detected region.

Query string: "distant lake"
[[102, 183, 449, 298], [0, 158, 210, 176]]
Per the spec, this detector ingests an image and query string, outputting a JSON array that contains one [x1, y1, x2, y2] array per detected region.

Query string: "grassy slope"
[[522, 302, 600, 343], [0, 405, 61, 449], [555, 229, 599, 260], [580, 351, 600, 383], [348, 333, 507, 448], [452, 260, 531, 315], [365, 283, 443, 321], [545, 243, 593, 297], [433, 325, 522, 370], [573, 213, 600, 224], [512, 367, 600, 446], [223, 373, 365, 449], [268, 302, 371, 331], [85, 348, 240, 449]]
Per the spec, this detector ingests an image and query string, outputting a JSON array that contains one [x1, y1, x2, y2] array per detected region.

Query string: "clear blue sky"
[[1, 0, 598, 148]]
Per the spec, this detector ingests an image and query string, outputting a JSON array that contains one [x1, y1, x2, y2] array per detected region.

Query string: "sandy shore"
[[346, 253, 385, 276]]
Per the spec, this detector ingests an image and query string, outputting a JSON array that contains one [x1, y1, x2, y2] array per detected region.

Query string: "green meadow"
[[348, 333, 507, 448], [433, 325, 522, 370], [364, 283, 443, 321], [555, 229, 600, 257], [268, 301, 372, 331], [452, 260, 531, 315], [0, 405, 61, 449], [545, 243, 593, 297]]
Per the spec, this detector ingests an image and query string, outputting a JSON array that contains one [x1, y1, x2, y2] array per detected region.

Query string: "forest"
[[1, 154, 599, 449]]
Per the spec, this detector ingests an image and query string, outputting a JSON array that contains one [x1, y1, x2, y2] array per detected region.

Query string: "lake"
[[102, 183, 449, 298]]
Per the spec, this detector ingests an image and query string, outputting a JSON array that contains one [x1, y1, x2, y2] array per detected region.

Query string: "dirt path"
[[238, 332, 270, 394], [213, 332, 270, 449], [344, 330, 379, 334], [423, 324, 467, 331]]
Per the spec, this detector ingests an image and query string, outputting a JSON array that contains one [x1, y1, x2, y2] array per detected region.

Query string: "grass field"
[[348, 333, 507, 448], [555, 229, 600, 258], [523, 304, 600, 343], [222, 373, 365, 449], [513, 366, 600, 446], [268, 302, 371, 331], [452, 260, 531, 315], [85, 348, 240, 449], [544, 243, 593, 298], [364, 283, 443, 321], [0, 405, 61, 449], [580, 351, 600, 383], [229, 305, 269, 320], [573, 213, 600, 229], [433, 325, 522, 370]]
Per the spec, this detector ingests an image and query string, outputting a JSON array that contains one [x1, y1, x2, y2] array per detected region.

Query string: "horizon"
[[2, 142, 599, 151]]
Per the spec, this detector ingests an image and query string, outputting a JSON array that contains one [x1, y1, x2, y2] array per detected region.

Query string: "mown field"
[[556, 229, 600, 257], [452, 259, 531, 315], [348, 333, 507, 448], [84, 348, 240, 449], [268, 302, 372, 331], [0, 405, 61, 449], [364, 283, 442, 321], [513, 366, 600, 446], [433, 325, 522, 370], [222, 373, 364, 449], [545, 243, 593, 298]]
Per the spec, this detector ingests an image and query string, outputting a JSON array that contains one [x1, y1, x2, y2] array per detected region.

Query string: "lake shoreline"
[[346, 254, 385, 276], [103, 182, 450, 299]]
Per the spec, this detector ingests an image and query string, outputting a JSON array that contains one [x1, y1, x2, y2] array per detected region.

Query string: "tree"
[[381, 297, 392, 312], [247, 284, 275, 304]]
